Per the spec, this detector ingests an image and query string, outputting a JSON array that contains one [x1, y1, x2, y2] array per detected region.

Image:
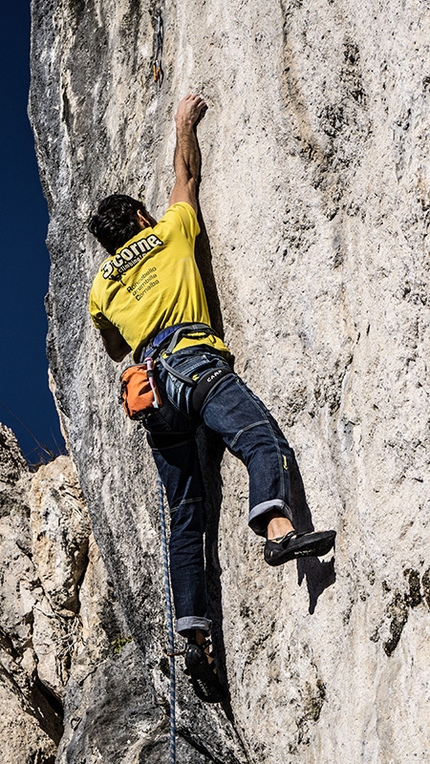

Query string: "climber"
[[88, 93, 336, 703]]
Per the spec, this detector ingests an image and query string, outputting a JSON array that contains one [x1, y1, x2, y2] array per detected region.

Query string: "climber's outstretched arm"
[[169, 94, 207, 213]]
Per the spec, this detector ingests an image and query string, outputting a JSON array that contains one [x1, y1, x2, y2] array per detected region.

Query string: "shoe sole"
[[265, 531, 336, 567]]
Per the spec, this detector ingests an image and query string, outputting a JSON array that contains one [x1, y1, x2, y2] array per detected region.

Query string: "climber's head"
[[88, 194, 156, 255]]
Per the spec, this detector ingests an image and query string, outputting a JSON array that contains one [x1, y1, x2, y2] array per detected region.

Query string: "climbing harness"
[[153, 10, 164, 87], [142, 321, 233, 397], [140, 322, 219, 362], [158, 474, 176, 764]]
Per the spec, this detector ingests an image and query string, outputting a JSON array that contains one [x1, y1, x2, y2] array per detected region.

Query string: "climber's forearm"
[[174, 122, 201, 185], [170, 126, 199, 211], [169, 94, 207, 211]]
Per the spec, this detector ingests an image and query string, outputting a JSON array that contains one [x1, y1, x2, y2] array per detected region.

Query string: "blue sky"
[[1, 3, 65, 465]]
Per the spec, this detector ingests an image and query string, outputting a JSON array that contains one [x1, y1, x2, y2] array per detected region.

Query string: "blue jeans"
[[144, 347, 294, 634]]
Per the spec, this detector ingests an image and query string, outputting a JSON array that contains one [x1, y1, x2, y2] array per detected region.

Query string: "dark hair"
[[88, 194, 147, 255]]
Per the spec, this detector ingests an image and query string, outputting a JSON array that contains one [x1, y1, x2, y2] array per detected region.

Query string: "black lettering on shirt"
[[135, 280, 159, 300], [127, 266, 157, 293]]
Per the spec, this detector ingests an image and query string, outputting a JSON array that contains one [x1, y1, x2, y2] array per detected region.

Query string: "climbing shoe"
[[264, 529, 336, 567], [185, 642, 226, 703]]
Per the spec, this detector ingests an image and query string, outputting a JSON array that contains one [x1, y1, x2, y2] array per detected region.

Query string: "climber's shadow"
[[289, 455, 336, 614], [193, 203, 335, 696], [196, 425, 232, 706], [194, 210, 224, 339], [193, 211, 233, 709]]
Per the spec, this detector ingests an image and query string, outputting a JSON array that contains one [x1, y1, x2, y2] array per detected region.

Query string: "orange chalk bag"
[[119, 358, 162, 419]]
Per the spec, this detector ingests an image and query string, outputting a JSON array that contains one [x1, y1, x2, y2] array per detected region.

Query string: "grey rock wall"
[[28, 0, 430, 761], [0, 426, 117, 763]]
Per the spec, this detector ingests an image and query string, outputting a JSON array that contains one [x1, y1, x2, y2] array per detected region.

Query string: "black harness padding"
[[192, 366, 235, 412]]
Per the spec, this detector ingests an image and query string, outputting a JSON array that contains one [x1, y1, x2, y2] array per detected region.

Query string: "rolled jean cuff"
[[248, 499, 293, 537], [176, 616, 213, 636]]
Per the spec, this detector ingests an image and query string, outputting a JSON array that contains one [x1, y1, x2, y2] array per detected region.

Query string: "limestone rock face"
[[0, 430, 71, 761], [0, 425, 58, 764], [0, 426, 139, 763], [28, 0, 430, 762], [0, 425, 173, 764]]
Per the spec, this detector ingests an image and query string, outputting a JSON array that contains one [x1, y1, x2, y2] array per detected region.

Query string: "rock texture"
[[28, 0, 430, 761], [0, 426, 99, 763]]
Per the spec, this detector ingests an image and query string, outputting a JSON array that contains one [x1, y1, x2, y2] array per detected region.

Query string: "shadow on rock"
[[196, 425, 228, 689], [290, 453, 337, 614], [194, 204, 229, 693], [195, 211, 224, 339], [297, 556, 336, 614], [198, 425, 238, 726]]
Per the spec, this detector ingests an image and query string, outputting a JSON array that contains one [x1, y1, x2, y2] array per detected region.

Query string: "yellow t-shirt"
[[89, 202, 230, 361]]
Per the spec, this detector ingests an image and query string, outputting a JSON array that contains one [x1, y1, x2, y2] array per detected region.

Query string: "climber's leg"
[[200, 371, 295, 536], [149, 434, 211, 635], [265, 509, 295, 540], [200, 370, 336, 562]]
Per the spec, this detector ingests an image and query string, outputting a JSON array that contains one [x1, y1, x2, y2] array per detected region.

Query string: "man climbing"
[[88, 94, 336, 703]]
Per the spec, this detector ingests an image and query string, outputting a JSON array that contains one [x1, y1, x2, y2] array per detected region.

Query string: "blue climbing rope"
[[157, 473, 176, 764]]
